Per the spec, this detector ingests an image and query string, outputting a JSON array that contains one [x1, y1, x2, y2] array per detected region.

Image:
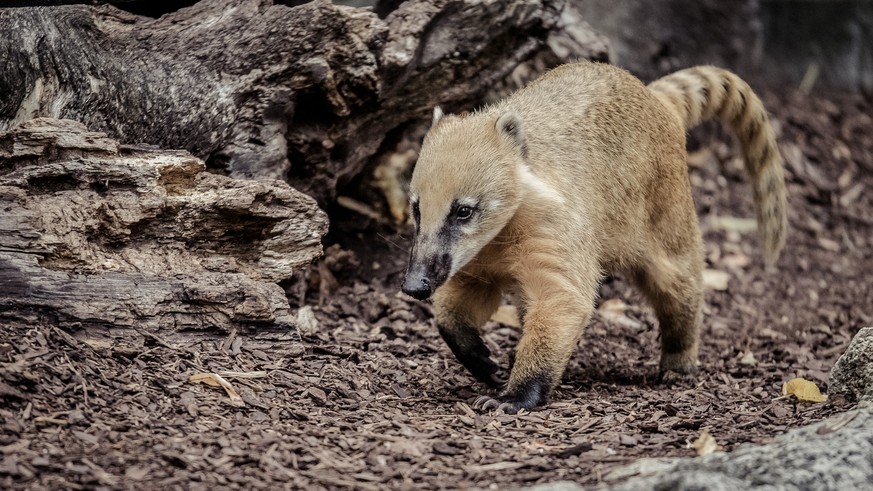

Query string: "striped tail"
[[648, 66, 788, 265]]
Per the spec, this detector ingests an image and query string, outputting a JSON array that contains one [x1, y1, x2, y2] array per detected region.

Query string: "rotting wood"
[[0, 0, 609, 205], [0, 118, 328, 334]]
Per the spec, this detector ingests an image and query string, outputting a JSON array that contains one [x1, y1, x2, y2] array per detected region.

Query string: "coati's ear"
[[432, 106, 444, 127], [495, 111, 527, 157]]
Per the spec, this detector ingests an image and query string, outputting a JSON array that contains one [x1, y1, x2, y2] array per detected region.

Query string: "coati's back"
[[492, 61, 691, 264]]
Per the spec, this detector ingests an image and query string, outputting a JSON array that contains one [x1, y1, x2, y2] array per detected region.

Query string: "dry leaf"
[[816, 237, 840, 252], [782, 377, 828, 403], [296, 306, 319, 336], [689, 428, 722, 456], [189, 373, 245, 407], [738, 351, 757, 366], [713, 216, 758, 233], [217, 370, 269, 379], [81, 338, 113, 350], [686, 148, 718, 168], [720, 252, 751, 269], [839, 183, 864, 207], [490, 305, 520, 328], [703, 269, 730, 291], [373, 149, 417, 223], [336, 196, 383, 221]]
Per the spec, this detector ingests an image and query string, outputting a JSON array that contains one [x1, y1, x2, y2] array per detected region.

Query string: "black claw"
[[489, 373, 508, 388], [471, 395, 497, 410], [470, 375, 551, 414], [471, 395, 506, 413], [470, 397, 527, 415], [482, 398, 500, 411]]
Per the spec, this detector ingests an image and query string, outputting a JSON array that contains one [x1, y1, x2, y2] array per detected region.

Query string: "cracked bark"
[[0, 0, 608, 205], [0, 118, 328, 335]]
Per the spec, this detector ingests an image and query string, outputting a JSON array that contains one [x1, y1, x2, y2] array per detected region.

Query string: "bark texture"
[[0, 118, 328, 333], [0, 0, 609, 205]]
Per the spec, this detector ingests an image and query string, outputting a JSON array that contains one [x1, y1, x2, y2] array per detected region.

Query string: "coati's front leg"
[[433, 275, 505, 387], [475, 252, 598, 413]]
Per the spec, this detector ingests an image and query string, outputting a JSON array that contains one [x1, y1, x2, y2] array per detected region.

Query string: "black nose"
[[402, 275, 433, 300]]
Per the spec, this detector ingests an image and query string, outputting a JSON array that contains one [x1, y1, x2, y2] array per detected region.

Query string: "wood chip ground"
[[2, 90, 871, 489]]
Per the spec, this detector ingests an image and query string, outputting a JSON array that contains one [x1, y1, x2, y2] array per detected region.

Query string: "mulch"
[[1, 89, 871, 490]]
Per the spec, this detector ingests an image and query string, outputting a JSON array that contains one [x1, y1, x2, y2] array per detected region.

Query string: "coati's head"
[[402, 107, 527, 300]]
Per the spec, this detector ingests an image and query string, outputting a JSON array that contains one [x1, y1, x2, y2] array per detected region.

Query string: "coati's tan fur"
[[402, 61, 787, 413]]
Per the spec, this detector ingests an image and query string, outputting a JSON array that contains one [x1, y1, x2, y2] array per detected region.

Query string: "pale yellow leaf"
[[781, 377, 828, 403], [738, 350, 757, 366], [689, 428, 722, 456], [189, 372, 245, 407], [189, 373, 222, 387], [686, 148, 717, 168], [373, 149, 417, 224], [703, 269, 730, 290], [598, 298, 627, 317], [713, 216, 758, 233], [336, 196, 383, 221]]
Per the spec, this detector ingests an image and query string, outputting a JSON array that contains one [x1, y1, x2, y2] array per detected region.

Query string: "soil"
[[2, 89, 872, 490]]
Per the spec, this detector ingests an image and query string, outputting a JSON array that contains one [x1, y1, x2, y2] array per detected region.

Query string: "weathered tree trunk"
[[0, 0, 608, 204], [0, 118, 328, 334]]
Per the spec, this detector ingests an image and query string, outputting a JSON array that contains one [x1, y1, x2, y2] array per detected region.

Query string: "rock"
[[524, 409, 873, 491], [829, 327, 873, 403]]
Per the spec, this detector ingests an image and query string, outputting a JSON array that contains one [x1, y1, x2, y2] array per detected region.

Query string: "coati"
[[401, 61, 787, 413]]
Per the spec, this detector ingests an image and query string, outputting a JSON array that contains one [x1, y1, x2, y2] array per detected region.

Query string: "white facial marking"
[[449, 242, 478, 276]]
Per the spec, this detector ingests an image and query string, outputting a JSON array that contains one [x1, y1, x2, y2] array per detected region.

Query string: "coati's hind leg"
[[433, 275, 505, 387], [633, 243, 705, 380]]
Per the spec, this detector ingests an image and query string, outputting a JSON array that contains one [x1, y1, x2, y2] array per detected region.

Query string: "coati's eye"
[[456, 206, 474, 220]]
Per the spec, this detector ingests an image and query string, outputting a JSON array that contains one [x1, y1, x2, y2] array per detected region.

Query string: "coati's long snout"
[[402, 248, 451, 300]]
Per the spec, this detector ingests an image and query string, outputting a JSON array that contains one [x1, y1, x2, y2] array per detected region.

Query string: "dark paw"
[[469, 373, 551, 414], [461, 353, 506, 388], [439, 325, 505, 388]]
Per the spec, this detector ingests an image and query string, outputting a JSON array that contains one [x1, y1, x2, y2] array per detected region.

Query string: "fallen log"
[[0, 0, 608, 204], [0, 118, 328, 334]]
